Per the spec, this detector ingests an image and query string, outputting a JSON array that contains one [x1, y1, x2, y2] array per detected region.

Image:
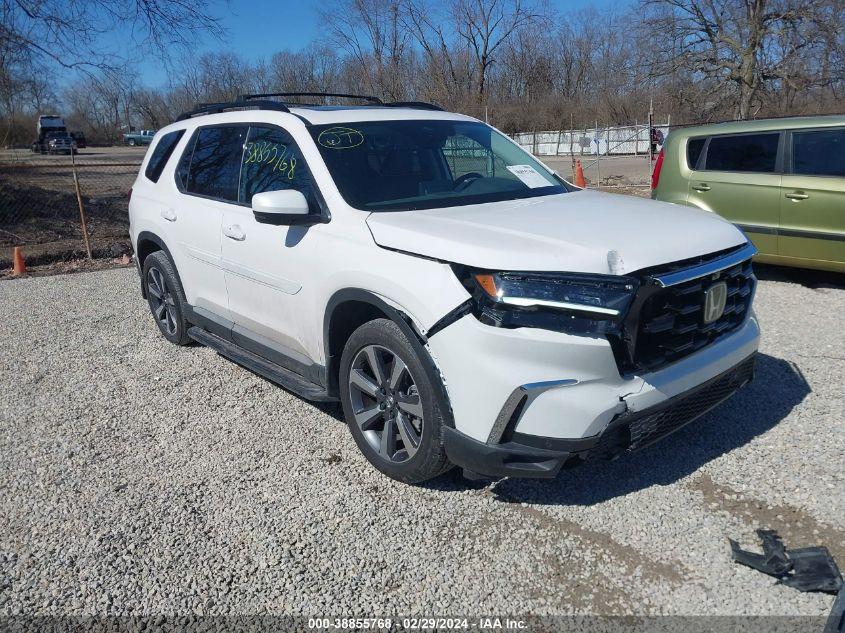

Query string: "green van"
[[652, 115, 845, 273]]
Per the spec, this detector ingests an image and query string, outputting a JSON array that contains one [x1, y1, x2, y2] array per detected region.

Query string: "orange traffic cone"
[[574, 160, 587, 188], [12, 246, 26, 276]]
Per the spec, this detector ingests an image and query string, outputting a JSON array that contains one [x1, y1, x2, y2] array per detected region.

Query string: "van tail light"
[[127, 187, 133, 202], [651, 148, 665, 190]]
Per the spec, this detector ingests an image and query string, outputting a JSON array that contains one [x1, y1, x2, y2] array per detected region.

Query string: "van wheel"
[[340, 319, 451, 483], [142, 251, 191, 345]]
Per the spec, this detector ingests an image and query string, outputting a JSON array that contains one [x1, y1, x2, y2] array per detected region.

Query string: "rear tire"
[[142, 251, 191, 345], [339, 319, 452, 483]]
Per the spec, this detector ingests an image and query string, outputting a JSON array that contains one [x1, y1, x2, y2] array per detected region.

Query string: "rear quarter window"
[[145, 130, 185, 182], [705, 133, 779, 173], [686, 137, 706, 170]]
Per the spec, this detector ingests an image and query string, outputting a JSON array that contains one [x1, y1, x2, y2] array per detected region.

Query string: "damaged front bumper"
[[442, 352, 757, 479]]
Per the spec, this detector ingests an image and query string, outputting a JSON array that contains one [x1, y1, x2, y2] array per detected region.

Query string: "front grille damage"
[[609, 251, 756, 375], [584, 353, 756, 460]]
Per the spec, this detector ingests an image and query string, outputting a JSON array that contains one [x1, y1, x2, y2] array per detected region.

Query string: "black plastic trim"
[[241, 92, 383, 104], [442, 426, 571, 479], [184, 305, 233, 339], [176, 99, 291, 121], [135, 231, 183, 300], [736, 223, 778, 236], [253, 210, 329, 226], [185, 305, 327, 388], [383, 101, 444, 111], [426, 300, 472, 338], [514, 352, 756, 453], [779, 228, 845, 242], [188, 327, 333, 402], [322, 289, 453, 425], [446, 354, 756, 479], [736, 223, 845, 242]]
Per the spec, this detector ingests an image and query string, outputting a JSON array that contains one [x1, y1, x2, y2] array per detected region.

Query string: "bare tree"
[[642, 0, 842, 119], [0, 0, 224, 74], [8, 0, 843, 147], [403, 0, 471, 104], [319, 0, 412, 99], [453, 0, 548, 102]]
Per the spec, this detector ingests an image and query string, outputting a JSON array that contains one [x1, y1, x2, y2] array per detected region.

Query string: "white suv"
[[129, 93, 760, 483]]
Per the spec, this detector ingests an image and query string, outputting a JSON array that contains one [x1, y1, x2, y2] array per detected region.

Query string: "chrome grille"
[[633, 258, 755, 371]]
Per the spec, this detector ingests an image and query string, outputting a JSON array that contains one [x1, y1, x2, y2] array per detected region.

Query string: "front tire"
[[142, 251, 191, 345], [339, 319, 451, 483]]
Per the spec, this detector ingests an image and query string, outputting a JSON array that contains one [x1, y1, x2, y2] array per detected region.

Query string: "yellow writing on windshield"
[[317, 127, 364, 150]]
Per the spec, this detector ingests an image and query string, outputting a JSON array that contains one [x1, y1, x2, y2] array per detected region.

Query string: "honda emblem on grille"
[[703, 281, 728, 324]]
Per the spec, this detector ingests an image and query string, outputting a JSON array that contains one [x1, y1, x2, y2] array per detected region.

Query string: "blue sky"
[[112, 0, 624, 87]]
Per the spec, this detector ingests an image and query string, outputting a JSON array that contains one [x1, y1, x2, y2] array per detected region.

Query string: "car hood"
[[365, 190, 747, 274]]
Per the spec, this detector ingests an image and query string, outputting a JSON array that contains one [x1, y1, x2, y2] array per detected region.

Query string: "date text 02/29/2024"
[[307, 617, 528, 630]]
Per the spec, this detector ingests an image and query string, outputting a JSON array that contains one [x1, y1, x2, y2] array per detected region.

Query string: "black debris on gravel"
[[730, 528, 843, 594]]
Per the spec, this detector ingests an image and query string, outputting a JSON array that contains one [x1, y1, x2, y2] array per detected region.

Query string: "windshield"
[[309, 120, 570, 211]]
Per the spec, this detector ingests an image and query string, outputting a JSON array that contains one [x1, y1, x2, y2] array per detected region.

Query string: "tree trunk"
[[737, 83, 754, 120]]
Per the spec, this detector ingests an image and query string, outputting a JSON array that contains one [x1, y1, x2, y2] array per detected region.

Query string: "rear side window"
[[792, 128, 845, 177], [145, 130, 184, 182], [239, 126, 315, 204], [687, 137, 706, 169], [182, 126, 247, 201], [705, 133, 779, 173]]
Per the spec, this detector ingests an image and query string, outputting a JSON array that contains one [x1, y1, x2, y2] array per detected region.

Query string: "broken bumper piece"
[[730, 529, 843, 594]]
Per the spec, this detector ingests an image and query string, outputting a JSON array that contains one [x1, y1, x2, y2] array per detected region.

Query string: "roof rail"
[[383, 101, 444, 111], [240, 92, 384, 105], [176, 99, 290, 121], [176, 94, 447, 121]]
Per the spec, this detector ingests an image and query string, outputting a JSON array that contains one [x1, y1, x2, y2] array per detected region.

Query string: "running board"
[[187, 326, 335, 402]]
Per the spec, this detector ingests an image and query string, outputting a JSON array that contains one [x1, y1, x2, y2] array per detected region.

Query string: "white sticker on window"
[[506, 164, 551, 188]]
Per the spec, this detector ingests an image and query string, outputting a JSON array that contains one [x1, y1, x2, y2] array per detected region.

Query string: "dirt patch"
[[597, 185, 651, 198], [0, 157, 135, 269], [0, 180, 129, 267], [0, 255, 133, 280], [491, 486, 686, 584], [483, 486, 689, 612], [689, 472, 845, 564]]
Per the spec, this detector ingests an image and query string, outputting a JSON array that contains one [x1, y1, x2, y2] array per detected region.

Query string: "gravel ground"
[[0, 265, 843, 619]]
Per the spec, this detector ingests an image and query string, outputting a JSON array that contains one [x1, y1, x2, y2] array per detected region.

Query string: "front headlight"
[[455, 267, 639, 335]]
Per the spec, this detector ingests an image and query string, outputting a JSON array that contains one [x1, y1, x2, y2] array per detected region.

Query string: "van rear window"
[[145, 130, 185, 182], [792, 128, 845, 177], [705, 133, 779, 173]]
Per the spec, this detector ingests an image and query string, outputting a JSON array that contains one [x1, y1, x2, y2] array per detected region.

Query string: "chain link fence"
[[0, 151, 139, 269]]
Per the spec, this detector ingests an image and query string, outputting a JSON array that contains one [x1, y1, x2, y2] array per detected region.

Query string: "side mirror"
[[252, 190, 321, 226]]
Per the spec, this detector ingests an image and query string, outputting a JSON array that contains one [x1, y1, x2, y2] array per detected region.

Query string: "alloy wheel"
[[147, 267, 177, 336], [348, 344, 424, 463]]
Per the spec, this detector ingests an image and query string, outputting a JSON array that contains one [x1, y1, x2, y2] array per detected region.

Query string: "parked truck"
[[31, 115, 70, 153], [123, 129, 156, 146]]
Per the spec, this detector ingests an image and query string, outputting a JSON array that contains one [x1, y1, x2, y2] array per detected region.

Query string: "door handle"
[[785, 191, 809, 201], [160, 208, 177, 222], [691, 184, 710, 192], [223, 224, 246, 241]]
